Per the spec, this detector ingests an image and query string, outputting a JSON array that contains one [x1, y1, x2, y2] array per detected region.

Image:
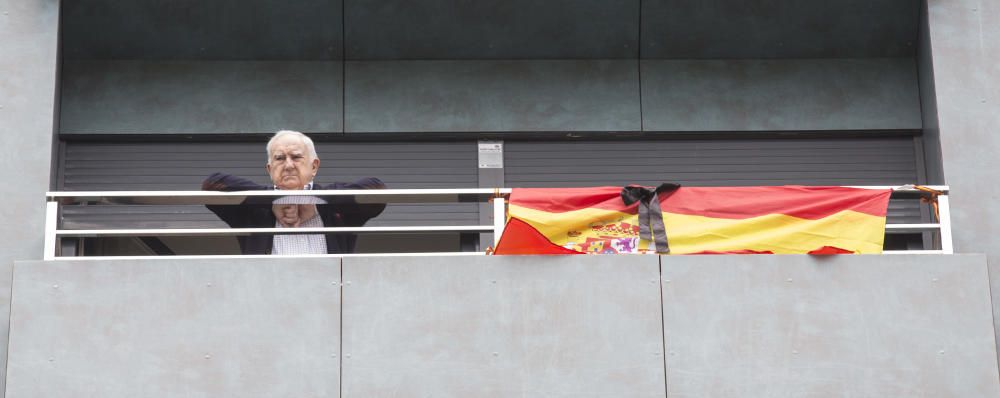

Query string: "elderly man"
[[202, 130, 386, 255]]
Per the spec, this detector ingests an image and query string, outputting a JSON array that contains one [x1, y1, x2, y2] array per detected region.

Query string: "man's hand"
[[273, 204, 318, 228]]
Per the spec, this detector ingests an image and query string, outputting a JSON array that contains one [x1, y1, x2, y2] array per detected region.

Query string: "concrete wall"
[[925, 0, 1000, 375], [663, 254, 998, 397], [6, 255, 998, 397], [925, 0, 1000, 261], [6, 258, 342, 397], [0, 0, 59, 395]]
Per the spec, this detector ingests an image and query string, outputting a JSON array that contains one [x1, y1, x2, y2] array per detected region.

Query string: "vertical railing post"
[[492, 196, 506, 247], [937, 194, 954, 254], [43, 201, 58, 260]]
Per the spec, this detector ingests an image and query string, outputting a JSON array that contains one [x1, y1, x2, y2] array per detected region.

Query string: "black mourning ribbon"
[[621, 183, 681, 254]]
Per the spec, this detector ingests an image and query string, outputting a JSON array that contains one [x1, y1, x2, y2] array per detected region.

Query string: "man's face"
[[266, 135, 320, 190]]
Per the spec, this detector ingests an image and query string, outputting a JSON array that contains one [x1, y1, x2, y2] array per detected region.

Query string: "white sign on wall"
[[478, 141, 503, 169]]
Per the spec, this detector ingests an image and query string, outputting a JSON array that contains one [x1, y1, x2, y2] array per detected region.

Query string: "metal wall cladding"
[[59, 61, 344, 135], [640, 0, 918, 59], [60, 58, 922, 134], [344, 0, 640, 60], [61, 0, 344, 60], [344, 60, 642, 133], [57, 1, 923, 135], [640, 58, 922, 131], [62, 0, 917, 61]]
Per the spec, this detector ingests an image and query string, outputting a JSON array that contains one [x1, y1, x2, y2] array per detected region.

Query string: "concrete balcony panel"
[[662, 254, 1000, 397], [4, 255, 998, 397], [341, 255, 666, 397], [5, 258, 342, 397]]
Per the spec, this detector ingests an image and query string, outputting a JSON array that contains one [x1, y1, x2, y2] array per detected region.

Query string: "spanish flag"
[[493, 186, 892, 255]]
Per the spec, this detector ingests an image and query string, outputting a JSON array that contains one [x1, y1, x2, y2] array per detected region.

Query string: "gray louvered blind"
[[60, 141, 479, 229], [504, 137, 923, 223]]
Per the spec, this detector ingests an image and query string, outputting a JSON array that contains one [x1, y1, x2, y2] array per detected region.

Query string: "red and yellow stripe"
[[494, 186, 891, 255]]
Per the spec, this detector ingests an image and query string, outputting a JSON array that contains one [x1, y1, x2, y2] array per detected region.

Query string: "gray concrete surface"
[[60, 60, 343, 134], [341, 255, 666, 397], [925, 0, 1000, 262], [0, 263, 11, 398], [0, 0, 59, 395], [662, 254, 1000, 397], [925, 0, 1000, 369], [5, 259, 342, 397], [345, 60, 641, 133], [5, 255, 999, 397], [641, 58, 922, 132]]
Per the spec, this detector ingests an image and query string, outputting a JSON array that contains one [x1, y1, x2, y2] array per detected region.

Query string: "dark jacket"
[[202, 172, 387, 254]]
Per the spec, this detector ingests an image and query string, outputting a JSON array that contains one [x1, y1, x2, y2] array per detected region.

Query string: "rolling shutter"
[[59, 141, 479, 254], [504, 137, 923, 223]]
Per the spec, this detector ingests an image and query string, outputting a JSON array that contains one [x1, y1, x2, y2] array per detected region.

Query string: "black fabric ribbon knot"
[[621, 183, 681, 254]]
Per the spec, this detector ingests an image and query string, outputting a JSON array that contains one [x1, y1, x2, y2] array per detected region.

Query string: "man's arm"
[[318, 177, 388, 226], [201, 173, 270, 227]]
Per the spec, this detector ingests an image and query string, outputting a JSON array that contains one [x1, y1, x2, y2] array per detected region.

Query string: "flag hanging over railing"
[[493, 186, 892, 255]]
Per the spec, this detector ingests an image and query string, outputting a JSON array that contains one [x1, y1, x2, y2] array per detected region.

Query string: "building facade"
[[2, 0, 999, 396]]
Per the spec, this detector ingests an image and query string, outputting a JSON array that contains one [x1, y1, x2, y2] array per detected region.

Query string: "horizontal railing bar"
[[58, 223, 941, 237], [56, 225, 493, 237], [47, 186, 947, 206], [51, 252, 489, 260], [47, 188, 514, 205], [885, 224, 941, 232], [52, 251, 945, 259], [846, 185, 948, 192]]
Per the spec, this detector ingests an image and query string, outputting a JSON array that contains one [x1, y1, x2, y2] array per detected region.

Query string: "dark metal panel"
[[62, 0, 343, 60], [641, 58, 922, 131], [345, 0, 639, 60], [345, 60, 641, 133], [60, 61, 343, 134], [504, 138, 922, 223], [641, 0, 918, 59], [59, 141, 479, 229], [917, 0, 943, 184]]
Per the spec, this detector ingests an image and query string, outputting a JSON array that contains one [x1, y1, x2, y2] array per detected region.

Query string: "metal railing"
[[44, 185, 952, 259]]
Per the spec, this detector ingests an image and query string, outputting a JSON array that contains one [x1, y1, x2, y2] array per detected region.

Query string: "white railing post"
[[43, 201, 58, 260], [493, 197, 506, 247], [937, 194, 954, 254]]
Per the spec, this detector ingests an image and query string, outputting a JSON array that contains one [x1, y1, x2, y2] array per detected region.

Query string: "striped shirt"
[[271, 184, 329, 255]]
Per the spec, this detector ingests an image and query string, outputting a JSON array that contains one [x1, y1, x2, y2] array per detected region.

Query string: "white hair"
[[266, 130, 319, 162]]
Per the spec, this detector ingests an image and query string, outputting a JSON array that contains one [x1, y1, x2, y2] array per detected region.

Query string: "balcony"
[[7, 186, 997, 397]]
